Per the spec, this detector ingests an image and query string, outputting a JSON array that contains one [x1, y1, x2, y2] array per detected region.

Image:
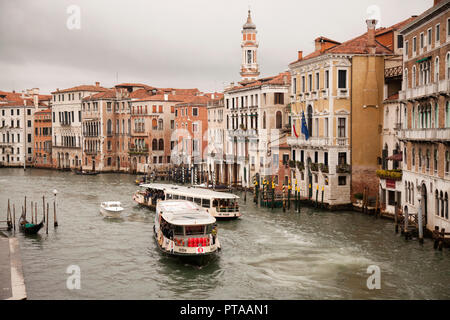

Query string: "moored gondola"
[[19, 215, 44, 235]]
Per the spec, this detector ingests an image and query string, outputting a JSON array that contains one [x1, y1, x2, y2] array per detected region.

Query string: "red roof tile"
[[51, 85, 108, 94]]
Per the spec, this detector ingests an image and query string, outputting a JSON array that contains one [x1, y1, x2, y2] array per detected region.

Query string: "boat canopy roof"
[[157, 200, 216, 226], [140, 183, 239, 200]]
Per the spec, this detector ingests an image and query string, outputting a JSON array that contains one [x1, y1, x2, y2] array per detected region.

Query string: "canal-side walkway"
[[0, 233, 27, 300]]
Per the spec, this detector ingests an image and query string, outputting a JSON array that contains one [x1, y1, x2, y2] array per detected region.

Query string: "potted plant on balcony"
[[296, 161, 304, 171], [319, 163, 329, 173], [289, 160, 296, 168], [336, 163, 351, 173], [310, 163, 319, 172]]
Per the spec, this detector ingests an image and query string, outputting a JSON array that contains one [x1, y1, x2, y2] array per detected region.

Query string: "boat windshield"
[[214, 199, 239, 212], [185, 225, 205, 235]]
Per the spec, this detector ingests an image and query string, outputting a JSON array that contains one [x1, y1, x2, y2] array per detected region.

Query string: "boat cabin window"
[[212, 199, 218, 207], [180, 196, 186, 200], [205, 224, 213, 234], [173, 195, 179, 199], [185, 225, 204, 235], [166, 194, 173, 199], [194, 198, 202, 205], [201, 199, 211, 208], [174, 225, 184, 236], [187, 197, 193, 202]]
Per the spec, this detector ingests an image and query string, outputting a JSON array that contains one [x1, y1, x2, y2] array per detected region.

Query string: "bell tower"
[[240, 10, 260, 82]]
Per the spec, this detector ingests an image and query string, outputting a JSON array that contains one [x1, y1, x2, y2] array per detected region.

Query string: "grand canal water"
[[1, 168, 449, 299]]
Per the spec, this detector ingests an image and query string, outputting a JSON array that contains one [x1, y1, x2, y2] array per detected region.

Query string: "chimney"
[[366, 19, 377, 54], [95, 81, 100, 87], [164, 93, 168, 101], [298, 51, 303, 60]]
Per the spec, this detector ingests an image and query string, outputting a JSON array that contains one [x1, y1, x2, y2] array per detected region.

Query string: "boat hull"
[[19, 222, 43, 235], [152, 229, 219, 265], [100, 208, 123, 218]]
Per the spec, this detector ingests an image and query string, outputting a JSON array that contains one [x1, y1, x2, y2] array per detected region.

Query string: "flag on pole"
[[301, 111, 309, 140]]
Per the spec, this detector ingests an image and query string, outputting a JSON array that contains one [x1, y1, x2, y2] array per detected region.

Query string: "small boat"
[[74, 169, 99, 175], [154, 200, 220, 264], [100, 201, 124, 218], [19, 216, 44, 235]]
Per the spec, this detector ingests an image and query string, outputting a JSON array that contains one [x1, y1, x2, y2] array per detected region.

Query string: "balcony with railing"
[[376, 169, 402, 181], [337, 89, 349, 99], [398, 128, 450, 142], [336, 163, 351, 174], [399, 79, 450, 101], [287, 136, 349, 148], [128, 144, 149, 155]]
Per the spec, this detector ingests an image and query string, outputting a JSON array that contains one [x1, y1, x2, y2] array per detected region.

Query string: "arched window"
[[446, 53, 450, 79], [158, 119, 163, 130], [404, 68, 408, 90], [435, 57, 440, 82], [275, 111, 282, 129], [152, 139, 158, 150], [412, 66, 416, 88], [440, 191, 444, 217], [159, 139, 164, 151], [263, 112, 266, 129], [307, 105, 313, 135], [436, 190, 440, 216], [107, 119, 112, 135], [445, 193, 448, 220], [152, 119, 157, 130]]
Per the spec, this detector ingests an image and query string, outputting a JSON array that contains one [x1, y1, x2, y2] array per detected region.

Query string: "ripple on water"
[[1, 169, 450, 299]]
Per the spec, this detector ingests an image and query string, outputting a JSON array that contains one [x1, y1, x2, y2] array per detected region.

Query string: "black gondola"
[[19, 216, 44, 235]]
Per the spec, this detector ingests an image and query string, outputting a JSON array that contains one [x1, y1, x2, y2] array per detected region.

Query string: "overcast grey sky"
[[0, 0, 431, 94]]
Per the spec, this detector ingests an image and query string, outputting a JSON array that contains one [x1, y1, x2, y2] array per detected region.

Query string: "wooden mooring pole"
[[46, 202, 49, 234], [53, 200, 58, 227], [13, 204, 16, 231]]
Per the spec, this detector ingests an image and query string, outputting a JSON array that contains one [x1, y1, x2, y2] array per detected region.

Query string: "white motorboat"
[[100, 201, 124, 218]]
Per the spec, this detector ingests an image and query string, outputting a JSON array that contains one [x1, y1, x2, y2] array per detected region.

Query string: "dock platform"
[[0, 233, 27, 300]]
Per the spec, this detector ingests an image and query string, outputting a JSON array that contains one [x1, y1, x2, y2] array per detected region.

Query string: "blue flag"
[[301, 111, 309, 140]]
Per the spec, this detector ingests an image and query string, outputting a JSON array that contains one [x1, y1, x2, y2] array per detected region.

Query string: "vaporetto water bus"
[[154, 199, 221, 264], [133, 183, 241, 219]]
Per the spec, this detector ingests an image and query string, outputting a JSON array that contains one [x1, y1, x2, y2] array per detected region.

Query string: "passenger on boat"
[[211, 224, 217, 245]]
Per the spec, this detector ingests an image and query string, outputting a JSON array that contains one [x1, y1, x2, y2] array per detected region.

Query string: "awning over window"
[[416, 56, 431, 63], [387, 152, 403, 161]]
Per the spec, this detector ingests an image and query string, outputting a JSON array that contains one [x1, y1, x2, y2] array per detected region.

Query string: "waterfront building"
[[221, 10, 291, 189], [0, 89, 50, 168], [81, 88, 121, 172], [374, 17, 418, 215], [288, 19, 399, 208], [129, 92, 180, 173], [173, 95, 210, 179], [51, 83, 108, 170], [206, 94, 226, 185], [33, 108, 53, 168], [398, 0, 450, 232], [224, 73, 291, 189]]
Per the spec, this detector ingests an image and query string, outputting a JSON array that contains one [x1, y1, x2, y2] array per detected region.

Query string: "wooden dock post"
[[394, 202, 399, 234], [46, 202, 49, 234], [321, 186, 324, 208], [294, 185, 298, 212], [315, 185, 319, 208], [287, 181, 291, 210], [282, 185, 286, 213], [31, 201, 34, 224], [271, 180, 275, 211], [53, 201, 58, 227], [13, 204, 15, 231], [35, 202, 37, 224], [244, 187, 247, 203]]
